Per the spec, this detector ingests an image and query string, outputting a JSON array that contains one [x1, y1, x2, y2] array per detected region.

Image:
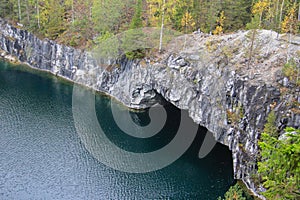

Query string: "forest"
[[0, 0, 299, 49]]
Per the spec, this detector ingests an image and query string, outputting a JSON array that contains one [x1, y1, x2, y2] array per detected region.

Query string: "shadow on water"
[[94, 92, 236, 198]]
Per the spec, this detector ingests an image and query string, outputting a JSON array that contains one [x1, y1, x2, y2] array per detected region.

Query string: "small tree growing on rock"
[[281, 4, 298, 34], [213, 11, 226, 35]]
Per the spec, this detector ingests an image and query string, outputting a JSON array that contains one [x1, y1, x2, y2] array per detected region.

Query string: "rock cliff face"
[[1, 18, 299, 199]]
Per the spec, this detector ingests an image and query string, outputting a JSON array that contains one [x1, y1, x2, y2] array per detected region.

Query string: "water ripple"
[[0, 61, 234, 199]]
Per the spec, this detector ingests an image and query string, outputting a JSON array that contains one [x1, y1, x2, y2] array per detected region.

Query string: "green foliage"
[[94, 31, 114, 44], [0, 0, 12, 18], [125, 49, 146, 60], [246, 15, 260, 30], [205, 39, 220, 52], [281, 4, 298, 34], [258, 124, 300, 199], [69, 35, 80, 47], [130, 0, 143, 29], [170, 0, 195, 31], [283, 58, 300, 86], [263, 110, 278, 137], [39, 0, 66, 40], [206, 1, 220, 33], [181, 11, 196, 33], [221, 44, 240, 59], [92, 28, 148, 60], [222, 0, 252, 32], [218, 184, 248, 200], [92, 27, 180, 60], [213, 11, 226, 35], [92, 0, 133, 33], [1, 0, 299, 48]]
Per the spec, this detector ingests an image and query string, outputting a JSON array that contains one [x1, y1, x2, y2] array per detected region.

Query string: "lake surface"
[[0, 60, 234, 199]]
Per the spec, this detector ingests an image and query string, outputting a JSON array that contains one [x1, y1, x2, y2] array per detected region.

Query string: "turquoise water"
[[0, 60, 234, 199]]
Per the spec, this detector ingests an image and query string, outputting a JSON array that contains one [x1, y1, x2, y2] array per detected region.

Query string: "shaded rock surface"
[[1, 18, 299, 199]]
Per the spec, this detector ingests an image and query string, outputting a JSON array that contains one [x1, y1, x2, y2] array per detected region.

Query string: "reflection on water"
[[0, 61, 234, 199]]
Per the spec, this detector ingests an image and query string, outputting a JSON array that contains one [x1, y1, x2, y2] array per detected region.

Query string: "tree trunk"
[[277, 0, 285, 38], [90, 5, 92, 21], [37, 0, 40, 29], [71, 0, 75, 23], [248, 29, 257, 69], [259, 12, 263, 28], [26, 0, 30, 24], [275, 0, 280, 29], [159, 0, 165, 53], [287, 32, 291, 62], [209, 5, 212, 34], [18, 0, 22, 21], [298, 0, 300, 21], [269, 0, 273, 25], [279, 0, 285, 27], [183, 24, 187, 50]]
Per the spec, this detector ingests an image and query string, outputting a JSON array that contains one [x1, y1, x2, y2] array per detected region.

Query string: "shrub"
[[125, 49, 146, 60], [218, 184, 247, 200], [258, 125, 300, 199]]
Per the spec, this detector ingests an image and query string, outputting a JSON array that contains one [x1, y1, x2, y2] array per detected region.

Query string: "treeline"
[[0, 0, 299, 48]]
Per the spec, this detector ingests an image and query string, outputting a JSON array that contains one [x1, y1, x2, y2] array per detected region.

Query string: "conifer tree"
[[39, 0, 66, 39], [130, 0, 143, 29], [258, 125, 300, 199], [222, 0, 252, 32], [0, 0, 12, 18]]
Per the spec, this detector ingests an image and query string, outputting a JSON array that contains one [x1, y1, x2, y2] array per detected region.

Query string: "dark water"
[[0, 61, 234, 199]]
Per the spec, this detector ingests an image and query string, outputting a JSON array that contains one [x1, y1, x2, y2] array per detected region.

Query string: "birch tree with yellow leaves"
[[181, 11, 195, 33], [281, 3, 298, 34], [147, 0, 176, 52], [213, 11, 226, 35], [252, 0, 269, 28]]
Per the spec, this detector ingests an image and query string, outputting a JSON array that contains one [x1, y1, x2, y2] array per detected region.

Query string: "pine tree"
[[222, 0, 252, 32], [191, 0, 209, 32], [208, 0, 220, 34], [0, 0, 12, 18], [39, 0, 66, 39], [92, 0, 132, 33], [130, 0, 143, 29], [258, 127, 300, 199], [263, 111, 278, 137], [218, 184, 247, 200]]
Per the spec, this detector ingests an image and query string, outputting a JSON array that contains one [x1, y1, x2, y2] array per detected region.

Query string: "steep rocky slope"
[[0, 18, 299, 199]]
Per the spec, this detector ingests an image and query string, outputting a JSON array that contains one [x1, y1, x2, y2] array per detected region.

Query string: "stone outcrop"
[[1, 18, 299, 199]]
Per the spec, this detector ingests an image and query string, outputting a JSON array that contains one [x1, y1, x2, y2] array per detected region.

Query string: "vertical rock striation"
[[1, 18, 299, 199]]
